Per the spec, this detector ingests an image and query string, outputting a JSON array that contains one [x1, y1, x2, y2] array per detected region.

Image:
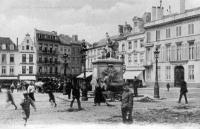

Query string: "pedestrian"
[[70, 79, 82, 110], [6, 88, 17, 110], [20, 92, 36, 126], [10, 82, 15, 93], [17, 82, 21, 92], [94, 79, 103, 106], [27, 82, 36, 101], [166, 83, 170, 91], [47, 89, 57, 107], [133, 76, 139, 97], [121, 82, 133, 124], [0, 84, 2, 92], [66, 79, 72, 99], [178, 80, 188, 104]]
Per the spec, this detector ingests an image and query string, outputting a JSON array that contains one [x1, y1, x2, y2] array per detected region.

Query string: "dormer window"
[[10, 45, 14, 50], [2, 44, 6, 50]]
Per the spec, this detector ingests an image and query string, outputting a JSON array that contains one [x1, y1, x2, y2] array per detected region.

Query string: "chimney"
[[16, 37, 18, 48], [152, 6, 157, 21], [72, 35, 78, 41], [180, 0, 185, 13], [157, 6, 164, 20]]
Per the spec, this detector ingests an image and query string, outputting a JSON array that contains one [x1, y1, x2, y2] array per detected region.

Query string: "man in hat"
[[121, 82, 133, 124], [27, 82, 35, 101], [20, 92, 36, 126]]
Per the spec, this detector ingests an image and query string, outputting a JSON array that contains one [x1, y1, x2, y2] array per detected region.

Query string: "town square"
[[0, 0, 200, 128]]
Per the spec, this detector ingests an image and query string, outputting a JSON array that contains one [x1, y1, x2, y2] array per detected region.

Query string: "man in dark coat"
[[178, 80, 188, 104], [70, 80, 82, 110], [121, 82, 133, 124], [66, 79, 72, 99], [133, 76, 139, 97]]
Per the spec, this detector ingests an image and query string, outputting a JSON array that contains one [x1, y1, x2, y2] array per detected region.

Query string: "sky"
[[0, 0, 200, 44]]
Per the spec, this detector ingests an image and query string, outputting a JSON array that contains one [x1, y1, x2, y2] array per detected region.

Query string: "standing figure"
[[133, 76, 139, 97], [121, 82, 133, 124], [94, 79, 103, 106], [17, 82, 21, 92], [20, 92, 36, 126], [70, 80, 82, 110], [166, 83, 170, 92], [47, 89, 57, 107], [66, 79, 72, 99], [178, 80, 188, 104], [10, 83, 15, 93], [6, 88, 17, 110], [27, 82, 36, 101]]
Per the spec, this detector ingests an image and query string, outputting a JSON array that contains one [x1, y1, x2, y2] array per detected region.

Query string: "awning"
[[123, 71, 142, 79], [77, 72, 93, 78], [0, 76, 18, 80], [19, 76, 36, 80]]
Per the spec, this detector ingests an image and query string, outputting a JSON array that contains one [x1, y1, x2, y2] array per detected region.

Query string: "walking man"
[[133, 76, 139, 97], [178, 80, 188, 104], [6, 88, 17, 110], [121, 82, 133, 124], [20, 92, 36, 126], [70, 80, 82, 110], [27, 82, 35, 101], [47, 89, 57, 107]]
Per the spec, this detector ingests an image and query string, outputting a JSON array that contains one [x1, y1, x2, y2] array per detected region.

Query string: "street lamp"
[[154, 47, 160, 98], [63, 53, 68, 95], [80, 39, 88, 101]]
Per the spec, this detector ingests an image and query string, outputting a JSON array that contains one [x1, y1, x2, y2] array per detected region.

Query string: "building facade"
[[18, 34, 37, 81], [144, 3, 200, 87], [0, 37, 19, 87]]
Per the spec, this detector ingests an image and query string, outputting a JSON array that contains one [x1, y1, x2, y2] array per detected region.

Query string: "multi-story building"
[[35, 29, 60, 80], [0, 37, 19, 87], [144, 0, 200, 87], [18, 34, 37, 81]]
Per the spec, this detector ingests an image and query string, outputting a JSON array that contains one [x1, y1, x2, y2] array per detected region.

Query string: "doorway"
[[174, 66, 184, 87]]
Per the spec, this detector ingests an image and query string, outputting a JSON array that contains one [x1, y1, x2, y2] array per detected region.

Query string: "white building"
[[144, 0, 200, 87], [18, 34, 37, 81]]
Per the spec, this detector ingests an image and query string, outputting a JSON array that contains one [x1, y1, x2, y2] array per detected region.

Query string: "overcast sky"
[[0, 0, 200, 44]]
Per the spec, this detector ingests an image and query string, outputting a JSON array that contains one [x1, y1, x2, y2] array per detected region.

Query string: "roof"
[[35, 29, 57, 36], [0, 37, 18, 50]]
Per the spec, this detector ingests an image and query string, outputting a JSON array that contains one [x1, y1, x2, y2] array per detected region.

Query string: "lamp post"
[[154, 47, 160, 98], [80, 39, 88, 101], [63, 53, 68, 95]]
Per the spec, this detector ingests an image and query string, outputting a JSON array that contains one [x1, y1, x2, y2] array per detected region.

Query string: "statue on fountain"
[[102, 32, 119, 59]]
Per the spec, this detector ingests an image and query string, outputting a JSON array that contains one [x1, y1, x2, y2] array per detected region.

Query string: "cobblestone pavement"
[[0, 87, 200, 128]]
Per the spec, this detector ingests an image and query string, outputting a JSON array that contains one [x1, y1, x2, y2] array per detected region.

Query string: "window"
[[39, 56, 42, 63], [188, 23, 194, 35], [10, 54, 14, 63], [140, 39, 144, 48], [189, 41, 195, 60], [26, 45, 29, 50], [128, 41, 132, 49], [39, 44, 42, 51], [10, 66, 14, 75], [2, 66, 6, 75], [49, 67, 52, 74], [29, 54, 33, 63], [55, 67, 58, 73], [176, 26, 182, 37], [22, 54, 26, 63], [2, 54, 6, 63], [28, 66, 33, 74], [165, 66, 171, 80], [177, 44, 182, 61], [158, 66, 161, 81], [156, 30, 160, 41], [134, 22, 138, 27], [10, 45, 14, 50], [146, 32, 151, 43], [122, 44, 125, 51], [140, 53, 144, 64], [39, 67, 42, 73], [128, 54, 132, 64], [31, 47, 33, 50], [60, 47, 63, 51], [134, 54, 137, 63], [166, 45, 171, 61], [188, 65, 194, 81], [22, 66, 26, 74], [55, 58, 57, 63], [166, 28, 171, 38], [2, 44, 6, 50], [22, 46, 24, 50], [134, 40, 137, 49]]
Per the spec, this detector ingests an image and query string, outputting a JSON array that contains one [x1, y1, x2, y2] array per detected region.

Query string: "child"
[[20, 92, 36, 126], [6, 88, 17, 110]]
